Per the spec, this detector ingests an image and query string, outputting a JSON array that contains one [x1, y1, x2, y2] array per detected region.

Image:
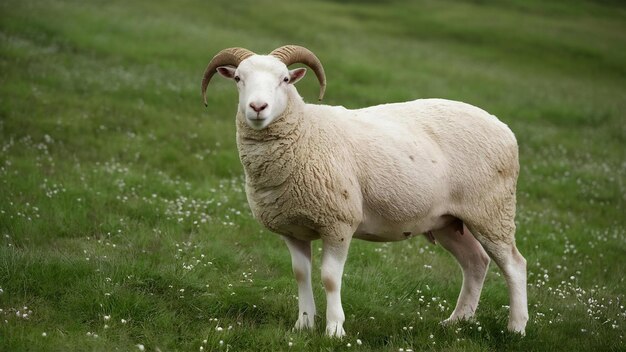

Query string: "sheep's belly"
[[354, 212, 456, 242]]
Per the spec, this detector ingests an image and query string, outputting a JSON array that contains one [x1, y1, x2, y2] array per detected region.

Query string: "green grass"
[[1, 0, 625, 350]]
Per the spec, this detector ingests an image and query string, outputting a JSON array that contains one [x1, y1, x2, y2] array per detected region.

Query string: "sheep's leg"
[[284, 236, 316, 330], [433, 223, 490, 325], [488, 241, 528, 334], [320, 224, 353, 338], [468, 222, 528, 335]]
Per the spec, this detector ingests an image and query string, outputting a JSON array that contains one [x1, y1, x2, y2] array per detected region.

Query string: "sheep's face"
[[217, 56, 306, 130]]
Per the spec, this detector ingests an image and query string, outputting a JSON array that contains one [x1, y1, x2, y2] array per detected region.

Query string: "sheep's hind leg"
[[432, 223, 490, 325], [467, 220, 528, 335], [320, 223, 353, 338], [284, 236, 316, 330]]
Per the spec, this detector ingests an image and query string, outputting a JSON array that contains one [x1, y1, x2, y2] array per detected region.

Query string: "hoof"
[[293, 312, 314, 331], [440, 313, 474, 326], [507, 321, 527, 336], [440, 318, 456, 326], [325, 321, 346, 338]]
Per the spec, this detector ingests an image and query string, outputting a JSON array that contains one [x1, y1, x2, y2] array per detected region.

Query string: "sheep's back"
[[342, 99, 518, 222]]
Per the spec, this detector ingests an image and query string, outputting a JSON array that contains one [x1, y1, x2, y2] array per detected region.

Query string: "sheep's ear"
[[216, 66, 237, 79], [288, 68, 307, 84]]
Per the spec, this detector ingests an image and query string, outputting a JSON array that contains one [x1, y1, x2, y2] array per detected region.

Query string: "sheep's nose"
[[249, 102, 268, 113]]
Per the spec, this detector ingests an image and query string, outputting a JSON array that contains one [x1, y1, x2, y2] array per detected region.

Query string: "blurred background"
[[1, 0, 625, 351]]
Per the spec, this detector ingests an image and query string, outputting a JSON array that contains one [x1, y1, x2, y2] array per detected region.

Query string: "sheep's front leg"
[[321, 224, 353, 338], [283, 236, 316, 330]]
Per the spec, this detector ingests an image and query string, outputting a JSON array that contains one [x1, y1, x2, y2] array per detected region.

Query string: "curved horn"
[[270, 45, 326, 101], [201, 47, 255, 106]]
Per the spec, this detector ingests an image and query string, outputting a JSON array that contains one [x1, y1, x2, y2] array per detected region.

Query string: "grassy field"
[[1, 0, 625, 350]]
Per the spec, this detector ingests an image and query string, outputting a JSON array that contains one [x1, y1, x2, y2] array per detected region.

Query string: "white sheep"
[[201, 45, 528, 337]]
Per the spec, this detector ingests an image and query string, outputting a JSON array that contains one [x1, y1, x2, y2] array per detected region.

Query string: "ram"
[[202, 45, 528, 337]]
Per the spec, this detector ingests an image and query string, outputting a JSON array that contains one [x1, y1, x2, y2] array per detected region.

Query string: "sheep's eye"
[[234, 76, 240, 83], [283, 77, 289, 83]]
